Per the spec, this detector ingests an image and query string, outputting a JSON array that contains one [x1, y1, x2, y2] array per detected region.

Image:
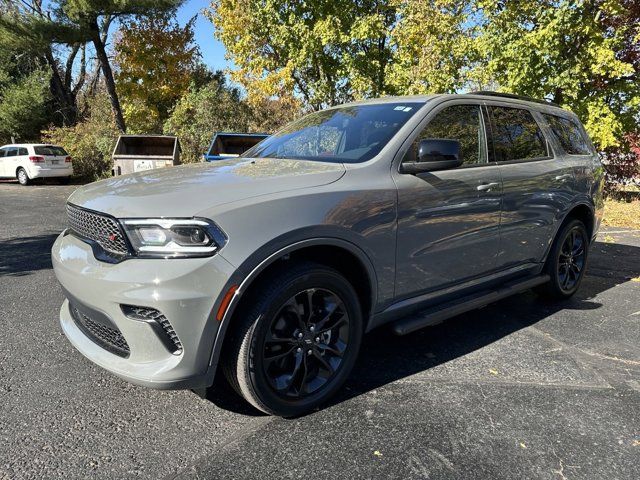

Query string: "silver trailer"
[[112, 135, 181, 176]]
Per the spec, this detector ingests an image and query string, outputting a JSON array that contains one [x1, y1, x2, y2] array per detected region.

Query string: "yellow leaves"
[[373, 450, 383, 457], [488, 368, 499, 375], [603, 200, 640, 230], [114, 12, 199, 133], [603, 235, 616, 243], [631, 277, 640, 283], [519, 442, 527, 449]]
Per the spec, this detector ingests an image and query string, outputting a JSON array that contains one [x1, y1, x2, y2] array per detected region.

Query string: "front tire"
[[536, 219, 589, 299], [17, 168, 30, 186], [223, 262, 363, 417]]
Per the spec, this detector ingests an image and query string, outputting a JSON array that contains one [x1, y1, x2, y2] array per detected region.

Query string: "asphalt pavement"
[[0, 181, 638, 480]]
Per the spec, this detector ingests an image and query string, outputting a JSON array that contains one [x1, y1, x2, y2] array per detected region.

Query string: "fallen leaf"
[[520, 442, 527, 449], [633, 439, 640, 447], [489, 369, 499, 375], [631, 276, 640, 283], [373, 450, 383, 457], [603, 235, 615, 243]]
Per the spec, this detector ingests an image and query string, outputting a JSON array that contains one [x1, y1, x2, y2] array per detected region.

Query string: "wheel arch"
[[542, 201, 596, 266], [205, 237, 378, 386], [560, 202, 596, 241]]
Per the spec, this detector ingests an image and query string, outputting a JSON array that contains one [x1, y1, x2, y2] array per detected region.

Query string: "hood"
[[68, 158, 345, 218]]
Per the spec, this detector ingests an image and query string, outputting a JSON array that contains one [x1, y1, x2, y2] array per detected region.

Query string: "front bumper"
[[52, 231, 236, 389]]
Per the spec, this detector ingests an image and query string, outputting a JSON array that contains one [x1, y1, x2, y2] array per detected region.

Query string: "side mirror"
[[401, 138, 463, 174]]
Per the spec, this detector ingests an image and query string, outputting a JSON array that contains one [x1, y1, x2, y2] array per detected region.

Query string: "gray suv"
[[52, 93, 604, 416]]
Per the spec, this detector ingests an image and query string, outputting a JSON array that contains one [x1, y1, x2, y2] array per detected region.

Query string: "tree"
[[59, 0, 185, 132], [114, 13, 201, 133], [207, 0, 399, 109], [475, 0, 639, 150], [0, 0, 88, 126], [388, 0, 482, 94], [0, 69, 50, 143]]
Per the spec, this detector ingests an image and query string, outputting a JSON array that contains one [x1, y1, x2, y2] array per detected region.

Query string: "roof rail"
[[469, 91, 560, 107]]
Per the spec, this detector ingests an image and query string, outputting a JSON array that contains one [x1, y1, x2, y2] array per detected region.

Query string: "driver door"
[[393, 102, 502, 300]]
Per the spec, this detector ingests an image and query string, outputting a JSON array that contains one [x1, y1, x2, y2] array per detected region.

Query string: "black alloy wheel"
[[557, 226, 587, 293], [536, 218, 590, 299], [223, 262, 362, 417], [261, 288, 350, 399]]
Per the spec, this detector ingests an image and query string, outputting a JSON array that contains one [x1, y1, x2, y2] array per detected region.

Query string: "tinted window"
[[490, 106, 548, 162], [18, 147, 28, 156], [34, 145, 68, 156], [405, 104, 486, 165], [6, 148, 18, 157], [243, 103, 422, 163], [0, 148, 5, 157], [543, 114, 591, 155]]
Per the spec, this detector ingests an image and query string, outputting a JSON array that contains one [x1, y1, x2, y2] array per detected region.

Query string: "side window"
[[5, 148, 18, 157], [18, 147, 28, 156], [405, 104, 486, 166], [489, 106, 548, 162], [543, 114, 591, 155], [0, 148, 6, 158]]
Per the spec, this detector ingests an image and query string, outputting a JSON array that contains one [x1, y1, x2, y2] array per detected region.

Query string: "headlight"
[[121, 218, 226, 258]]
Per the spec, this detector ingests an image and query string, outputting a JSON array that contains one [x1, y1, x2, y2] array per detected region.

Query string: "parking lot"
[[1, 182, 638, 480]]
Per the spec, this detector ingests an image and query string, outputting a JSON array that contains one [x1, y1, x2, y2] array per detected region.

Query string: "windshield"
[[242, 102, 423, 163]]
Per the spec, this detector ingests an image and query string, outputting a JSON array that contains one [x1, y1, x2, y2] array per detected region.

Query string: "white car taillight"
[[65, 156, 72, 163], [29, 155, 44, 163]]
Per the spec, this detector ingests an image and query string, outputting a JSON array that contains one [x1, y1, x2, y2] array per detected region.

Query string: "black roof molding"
[[469, 91, 560, 107]]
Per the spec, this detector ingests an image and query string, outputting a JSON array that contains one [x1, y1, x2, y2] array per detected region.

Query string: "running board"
[[391, 275, 550, 336]]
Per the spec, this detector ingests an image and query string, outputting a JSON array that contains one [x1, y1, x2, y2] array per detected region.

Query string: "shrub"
[[43, 93, 120, 181], [163, 79, 251, 163], [164, 78, 300, 163], [601, 134, 640, 199], [0, 69, 51, 143]]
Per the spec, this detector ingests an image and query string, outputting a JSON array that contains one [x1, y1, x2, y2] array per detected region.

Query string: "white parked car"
[[0, 144, 73, 185]]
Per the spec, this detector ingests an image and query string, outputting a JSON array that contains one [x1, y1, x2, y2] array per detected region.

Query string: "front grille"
[[121, 305, 183, 354], [66, 204, 129, 256], [70, 305, 130, 357]]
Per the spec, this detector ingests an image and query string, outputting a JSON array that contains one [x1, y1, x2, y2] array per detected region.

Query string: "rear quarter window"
[[18, 147, 28, 156], [489, 106, 548, 162], [543, 114, 592, 155]]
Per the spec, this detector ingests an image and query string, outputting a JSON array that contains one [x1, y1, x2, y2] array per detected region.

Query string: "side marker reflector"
[[216, 285, 238, 321]]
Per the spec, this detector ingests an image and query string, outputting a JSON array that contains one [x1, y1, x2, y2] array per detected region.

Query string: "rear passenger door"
[[487, 104, 574, 270]]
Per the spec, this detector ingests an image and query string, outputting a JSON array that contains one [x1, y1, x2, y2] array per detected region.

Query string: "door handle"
[[477, 182, 499, 192], [555, 174, 572, 182]]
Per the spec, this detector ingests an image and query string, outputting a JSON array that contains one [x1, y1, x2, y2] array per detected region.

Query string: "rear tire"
[[17, 168, 30, 186], [536, 219, 589, 299], [223, 262, 363, 417]]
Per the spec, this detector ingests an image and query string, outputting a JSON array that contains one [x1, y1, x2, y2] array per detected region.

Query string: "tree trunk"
[[89, 19, 126, 132], [44, 49, 77, 125]]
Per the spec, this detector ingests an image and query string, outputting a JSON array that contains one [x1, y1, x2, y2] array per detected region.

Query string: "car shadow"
[[0, 233, 59, 277], [204, 240, 640, 416]]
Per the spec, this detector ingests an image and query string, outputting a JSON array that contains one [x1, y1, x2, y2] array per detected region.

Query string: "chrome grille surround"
[[66, 203, 129, 257]]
